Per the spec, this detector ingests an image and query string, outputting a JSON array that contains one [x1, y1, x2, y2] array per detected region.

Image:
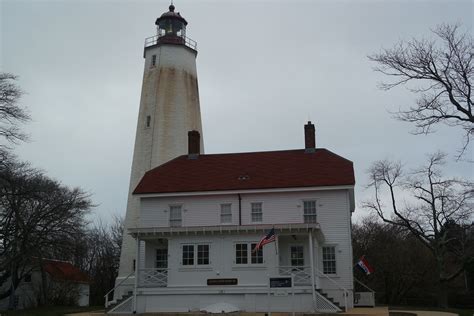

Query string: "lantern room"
[[155, 4, 188, 40]]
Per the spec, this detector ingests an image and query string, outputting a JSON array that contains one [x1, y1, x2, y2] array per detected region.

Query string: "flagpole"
[[274, 227, 278, 256]]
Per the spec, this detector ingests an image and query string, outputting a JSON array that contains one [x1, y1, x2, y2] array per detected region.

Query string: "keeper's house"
[[108, 122, 355, 314]]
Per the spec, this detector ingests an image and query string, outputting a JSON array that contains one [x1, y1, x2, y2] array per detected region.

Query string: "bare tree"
[[353, 218, 437, 305], [0, 73, 30, 155], [72, 216, 123, 305], [0, 155, 92, 307], [89, 217, 123, 305], [363, 152, 474, 306], [369, 24, 474, 156]]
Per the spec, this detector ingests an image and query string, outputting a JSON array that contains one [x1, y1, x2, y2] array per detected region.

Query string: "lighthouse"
[[117, 4, 204, 286]]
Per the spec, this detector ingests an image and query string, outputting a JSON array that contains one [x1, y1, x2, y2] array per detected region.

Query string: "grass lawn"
[[389, 305, 474, 316], [1, 306, 103, 316]]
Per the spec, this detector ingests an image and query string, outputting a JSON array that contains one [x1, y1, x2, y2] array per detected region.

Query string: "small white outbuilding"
[[0, 259, 90, 310]]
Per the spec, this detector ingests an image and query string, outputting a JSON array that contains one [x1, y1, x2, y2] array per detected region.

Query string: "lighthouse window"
[[146, 115, 151, 128], [151, 55, 157, 67]]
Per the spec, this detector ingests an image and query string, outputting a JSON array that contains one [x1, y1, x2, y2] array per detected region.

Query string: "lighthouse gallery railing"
[[145, 34, 197, 50]]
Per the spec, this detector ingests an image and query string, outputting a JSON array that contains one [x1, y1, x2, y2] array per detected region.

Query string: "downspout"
[[309, 230, 317, 311], [238, 194, 242, 225], [133, 236, 139, 314]]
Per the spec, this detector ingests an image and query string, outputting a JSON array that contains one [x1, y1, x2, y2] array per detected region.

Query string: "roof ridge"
[[144, 148, 321, 175], [320, 148, 354, 164]]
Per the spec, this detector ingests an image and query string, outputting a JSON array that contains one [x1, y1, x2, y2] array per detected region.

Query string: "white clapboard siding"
[[138, 188, 354, 297], [315, 190, 353, 291], [139, 189, 351, 228]]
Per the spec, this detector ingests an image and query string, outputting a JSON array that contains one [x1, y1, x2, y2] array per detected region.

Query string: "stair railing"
[[354, 277, 375, 292], [104, 271, 134, 308], [354, 277, 375, 307], [315, 268, 349, 312]]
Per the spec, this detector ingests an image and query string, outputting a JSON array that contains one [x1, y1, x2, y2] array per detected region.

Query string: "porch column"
[[309, 230, 317, 311], [133, 236, 139, 314]]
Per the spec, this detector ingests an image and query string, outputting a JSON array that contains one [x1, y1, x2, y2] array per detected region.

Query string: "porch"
[[130, 223, 324, 289], [135, 266, 312, 288], [107, 223, 353, 313]]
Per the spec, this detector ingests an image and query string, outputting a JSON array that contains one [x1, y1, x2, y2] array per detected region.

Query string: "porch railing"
[[138, 268, 168, 287], [278, 266, 311, 285]]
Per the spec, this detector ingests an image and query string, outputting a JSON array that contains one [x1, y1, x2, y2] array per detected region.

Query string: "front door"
[[290, 245, 304, 267], [290, 245, 309, 285], [156, 248, 168, 271], [154, 247, 168, 287]]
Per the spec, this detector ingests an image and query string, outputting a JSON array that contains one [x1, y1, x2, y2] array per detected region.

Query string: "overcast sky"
[[2, 0, 473, 223]]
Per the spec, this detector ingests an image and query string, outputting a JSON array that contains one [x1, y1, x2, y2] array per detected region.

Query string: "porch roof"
[[128, 223, 322, 239]]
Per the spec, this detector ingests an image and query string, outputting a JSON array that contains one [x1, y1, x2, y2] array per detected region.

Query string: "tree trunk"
[[437, 281, 449, 308], [7, 262, 17, 310], [40, 261, 48, 306], [436, 252, 449, 308]]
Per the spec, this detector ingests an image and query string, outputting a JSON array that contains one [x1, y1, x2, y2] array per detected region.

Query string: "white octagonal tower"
[[117, 4, 204, 285]]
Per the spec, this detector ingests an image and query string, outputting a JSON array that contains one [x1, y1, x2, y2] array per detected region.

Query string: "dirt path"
[[391, 311, 458, 316]]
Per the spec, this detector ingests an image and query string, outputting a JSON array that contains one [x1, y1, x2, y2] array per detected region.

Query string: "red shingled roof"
[[42, 259, 90, 284], [134, 149, 355, 194]]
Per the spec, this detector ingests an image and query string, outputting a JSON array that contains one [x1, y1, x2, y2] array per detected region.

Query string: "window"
[[156, 248, 167, 269], [322, 246, 337, 274], [235, 243, 263, 265], [182, 244, 210, 266], [182, 245, 194, 265], [197, 244, 209, 265], [220, 204, 232, 223], [251, 243, 263, 264], [235, 243, 248, 264], [290, 245, 304, 267], [169, 205, 182, 227], [146, 115, 151, 128], [251, 202, 263, 222], [151, 54, 157, 66], [303, 200, 317, 223]]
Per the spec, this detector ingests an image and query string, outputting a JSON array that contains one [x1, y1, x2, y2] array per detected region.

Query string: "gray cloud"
[[2, 0, 473, 222]]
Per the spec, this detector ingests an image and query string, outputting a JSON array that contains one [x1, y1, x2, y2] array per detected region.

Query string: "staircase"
[[104, 271, 134, 314], [316, 288, 343, 311], [106, 291, 133, 313]]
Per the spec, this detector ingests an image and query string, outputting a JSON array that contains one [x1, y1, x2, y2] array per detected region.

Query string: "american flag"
[[253, 228, 276, 252]]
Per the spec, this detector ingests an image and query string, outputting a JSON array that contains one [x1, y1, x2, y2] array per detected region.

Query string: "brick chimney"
[[188, 130, 200, 159], [304, 121, 316, 153]]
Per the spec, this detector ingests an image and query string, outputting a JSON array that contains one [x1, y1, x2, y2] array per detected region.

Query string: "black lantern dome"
[[144, 4, 197, 52], [155, 4, 188, 39]]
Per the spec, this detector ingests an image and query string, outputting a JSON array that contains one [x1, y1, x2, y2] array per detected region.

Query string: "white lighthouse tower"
[[116, 4, 204, 286]]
